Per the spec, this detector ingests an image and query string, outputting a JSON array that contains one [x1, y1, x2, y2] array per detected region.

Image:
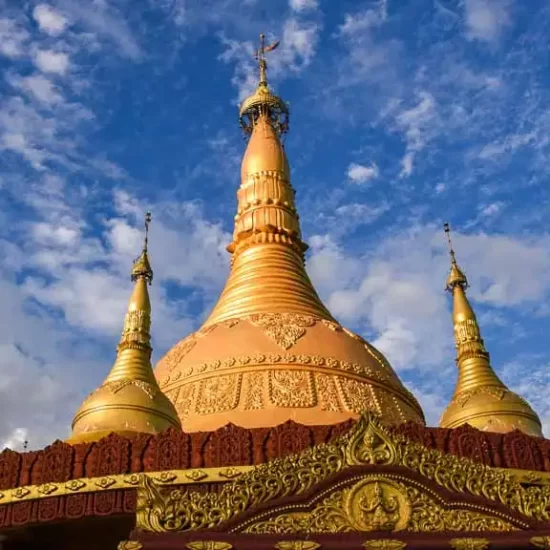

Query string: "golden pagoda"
[[68, 213, 181, 443], [2, 35, 550, 550], [155, 35, 425, 432], [439, 223, 542, 437]]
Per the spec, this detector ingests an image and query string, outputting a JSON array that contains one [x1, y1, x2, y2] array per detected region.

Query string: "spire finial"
[[444, 222, 468, 291], [239, 34, 288, 136], [255, 33, 279, 86], [132, 212, 154, 284], [144, 210, 151, 252]]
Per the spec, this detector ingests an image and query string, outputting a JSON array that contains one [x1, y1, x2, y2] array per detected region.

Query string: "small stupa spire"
[[439, 223, 542, 436], [68, 213, 181, 444]]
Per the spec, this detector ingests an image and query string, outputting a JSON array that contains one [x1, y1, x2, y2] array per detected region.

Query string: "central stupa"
[[155, 35, 424, 431]]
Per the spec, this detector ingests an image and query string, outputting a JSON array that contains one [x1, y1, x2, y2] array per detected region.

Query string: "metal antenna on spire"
[[444, 222, 457, 265], [144, 211, 152, 252], [254, 33, 279, 85]]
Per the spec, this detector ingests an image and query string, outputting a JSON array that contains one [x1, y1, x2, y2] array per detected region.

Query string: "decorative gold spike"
[[68, 213, 181, 444], [439, 224, 542, 436]]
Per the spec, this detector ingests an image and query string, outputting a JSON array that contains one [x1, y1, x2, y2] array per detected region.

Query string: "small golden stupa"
[[439, 223, 542, 437], [155, 35, 425, 432], [68, 213, 181, 443]]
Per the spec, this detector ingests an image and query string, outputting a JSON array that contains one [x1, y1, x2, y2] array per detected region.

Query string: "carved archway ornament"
[[135, 412, 550, 535]]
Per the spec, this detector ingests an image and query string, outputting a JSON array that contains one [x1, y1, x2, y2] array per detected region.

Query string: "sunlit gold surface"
[[155, 36, 424, 432], [69, 220, 180, 444], [439, 225, 542, 436], [136, 413, 550, 534]]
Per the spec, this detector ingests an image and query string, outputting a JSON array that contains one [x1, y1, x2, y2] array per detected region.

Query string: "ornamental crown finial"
[[131, 211, 154, 284]]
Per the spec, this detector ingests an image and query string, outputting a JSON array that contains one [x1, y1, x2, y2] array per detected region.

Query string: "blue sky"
[[1, 0, 550, 449]]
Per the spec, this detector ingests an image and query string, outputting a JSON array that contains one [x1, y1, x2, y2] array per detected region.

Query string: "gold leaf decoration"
[[275, 542, 320, 550], [531, 536, 550, 550], [248, 313, 316, 349], [117, 542, 143, 550], [135, 412, 549, 534], [37, 483, 58, 496], [65, 479, 86, 491], [185, 470, 208, 482], [186, 542, 233, 550], [363, 541, 406, 550], [448, 539, 490, 550], [95, 477, 116, 489]]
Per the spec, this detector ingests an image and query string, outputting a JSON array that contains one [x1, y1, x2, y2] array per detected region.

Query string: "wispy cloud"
[[347, 162, 379, 184], [464, 0, 513, 43]]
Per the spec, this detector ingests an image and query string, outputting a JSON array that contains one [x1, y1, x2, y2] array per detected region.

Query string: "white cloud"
[[464, 0, 512, 43], [308, 226, 550, 373], [0, 18, 29, 58], [339, 0, 387, 36], [33, 49, 70, 75], [347, 162, 379, 184], [393, 91, 438, 178], [220, 18, 321, 100], [33, 4, 68, 36], [14, 74, 63, 104], [289, 0, 318, 12]]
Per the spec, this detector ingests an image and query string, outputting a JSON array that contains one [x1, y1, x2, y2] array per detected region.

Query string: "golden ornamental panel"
[[268, 369, 316, 408], [448, 539, 490, 550], [136, 412, 550, 534], [363, 541, 407, 550], [196, 374, 242, 415], [242, 476, 516, 534], [243, 371, 265, 410], [316, 373, 343, 412], [248, 313, 316, 349]]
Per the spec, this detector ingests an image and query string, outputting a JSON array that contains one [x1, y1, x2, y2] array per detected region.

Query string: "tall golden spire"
[[155, 35, 425, 433], [68, 213, 181, 444], [439, 223, 542, 436]]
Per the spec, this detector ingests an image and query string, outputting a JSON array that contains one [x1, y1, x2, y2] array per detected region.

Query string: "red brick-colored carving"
[[391, 421, 434, 448], [37, 496, 60, 523], [503, 430, 544, 470], [448, 425, 492, 465], [32, 440, 74, 485], [94, 491, 116, 516], [204, 424, 252, 467], [66, 493, 86, 519], [190, 432, 211, 468], [143, 428, 190, 471], [266, 421, 312, 459], [11, 501, 32, 526], [97, 433, 130, 476], [0, 448, 21, 490]]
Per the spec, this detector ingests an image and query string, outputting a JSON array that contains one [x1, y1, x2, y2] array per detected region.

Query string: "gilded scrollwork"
[[117, 542, 143, 550], [448, 538, 490, 550], [104, 379, 158, 399], [248, 313, 316, 349], [274, 542, 320, 550], [135, 412, 550, 534], [242, 476, 516, 535], [186, 542, 233, 550], [531, 536, 550, 549], [269, 370, 315, 407], [362, 541, 406, 550], [196, 374, 242, 414]]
